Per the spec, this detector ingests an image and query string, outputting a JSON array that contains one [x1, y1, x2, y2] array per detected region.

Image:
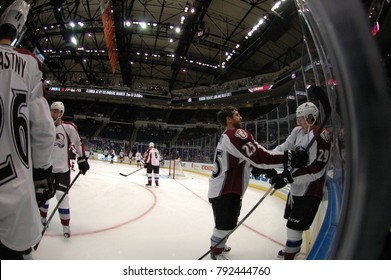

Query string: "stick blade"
[[120, 173, 128, 177]]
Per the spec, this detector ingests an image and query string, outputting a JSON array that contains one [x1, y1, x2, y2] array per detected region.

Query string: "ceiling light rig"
[[224, 0, 289, 67], [38, 1, 291, 78], [271, 0, 287, 12]]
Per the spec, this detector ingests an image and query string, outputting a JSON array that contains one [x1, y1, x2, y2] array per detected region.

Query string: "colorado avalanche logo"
[[54, 132, 65, 148], [320, 130, 330, 143], [235, 129, 248, 140]]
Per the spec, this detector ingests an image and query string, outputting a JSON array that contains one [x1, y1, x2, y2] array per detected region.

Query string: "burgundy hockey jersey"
[[208, 128, 285, 199]]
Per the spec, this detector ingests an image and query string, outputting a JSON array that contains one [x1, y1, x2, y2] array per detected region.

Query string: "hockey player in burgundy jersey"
[[0, 0, 56, 259], [270, 102, 332, 260], [208, 106, 308, 260], [39, 101, 90, 238]]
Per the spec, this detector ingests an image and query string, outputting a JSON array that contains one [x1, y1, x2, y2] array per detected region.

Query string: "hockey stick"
[[120, 167, 143, 177], [198, 185, 275, 260], [33, 171, 82, 251]]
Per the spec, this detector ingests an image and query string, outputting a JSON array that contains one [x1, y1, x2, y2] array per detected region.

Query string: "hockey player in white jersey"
[[110, 148, 115, 163], [88, 145, 94, 159], [208, 106, 308, 260], [119, 149, 125, 163], [270, 102, 332, 260], [39, 101, 90, 238], [135, 151, 142, 167], [103, 148, 109, 161], [0, 0, 56, 259], [144, 142, 161, 187]]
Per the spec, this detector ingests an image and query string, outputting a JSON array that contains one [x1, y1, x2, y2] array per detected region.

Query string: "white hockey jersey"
[[52, 121, 86, 173], [0, 45, 55, 251], [273, 125, 331, 197], [144, 147, 161, 166], [208, 128, 285, 199]]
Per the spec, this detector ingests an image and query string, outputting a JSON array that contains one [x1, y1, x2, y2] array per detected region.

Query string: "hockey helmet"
[[149, 142, 154, 147], [0, 0, 30, 36], [51, 101, 65, 115], [296, 102, 319, 125]]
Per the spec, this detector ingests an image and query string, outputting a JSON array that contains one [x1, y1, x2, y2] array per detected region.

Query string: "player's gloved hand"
[[251, 167, 277, 179], [270, 169, 293, 190], [77, 156, 90, 175], [33, 166, 55, 207], [284, 146, 308, 168], [264, 168, 278, 179], [144, 163, 148, 168], [251, 167, 264, 178]]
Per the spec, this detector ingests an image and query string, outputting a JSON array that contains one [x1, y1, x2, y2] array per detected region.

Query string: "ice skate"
[[63, 226, 71, 238], [277, 249, 300, 259], [223, 245, 231, 253], [41, 217, 47, 227], [210, 253, 228, 260]]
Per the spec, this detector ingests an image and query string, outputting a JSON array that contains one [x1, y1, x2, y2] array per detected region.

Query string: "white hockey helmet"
[[0, 0, 30, 36], [149, 142, 154, 147], [51, 101, 65, 115], [296, 102, 319, 125]]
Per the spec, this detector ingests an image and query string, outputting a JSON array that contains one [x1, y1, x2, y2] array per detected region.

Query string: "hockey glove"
[[251, 167, 264, 178], [284, 146, 308, 169], [263, 169, 278, 179], [77, 156, 90, 175], [33, 166, 55, 207], [251, 167, 277, 179], [269, 169, 293, 190], [294, 146, 308, 167]]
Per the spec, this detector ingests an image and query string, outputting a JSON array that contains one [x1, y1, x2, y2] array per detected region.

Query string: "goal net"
[[169, 159, 186, 179]]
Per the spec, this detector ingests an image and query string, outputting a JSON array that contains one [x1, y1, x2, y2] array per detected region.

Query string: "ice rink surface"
[[31, 159, 306, 260]]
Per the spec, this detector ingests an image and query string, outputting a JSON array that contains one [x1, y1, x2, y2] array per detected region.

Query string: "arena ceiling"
[[0, 0, 304, 97]]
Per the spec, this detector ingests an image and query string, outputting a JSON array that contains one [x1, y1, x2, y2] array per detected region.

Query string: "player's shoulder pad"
[[234, 128, 248, 140], [63, 121, 78, 128], [320, 129, 331, 143]]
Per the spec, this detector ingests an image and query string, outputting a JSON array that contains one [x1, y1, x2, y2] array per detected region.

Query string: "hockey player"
[[39, 101, 90, 238], [270, 102, 331, 260], [128, 150, 133, 164], [144, 142, 161, 187], [0, 0, 56, 259], [119, 149, 125, 163], [135, 151, 142, 168], [208, 106, 308, 260], [88, 145, 94, 159], [103, 148, 109, 161], [110, 148, 116, 163]]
